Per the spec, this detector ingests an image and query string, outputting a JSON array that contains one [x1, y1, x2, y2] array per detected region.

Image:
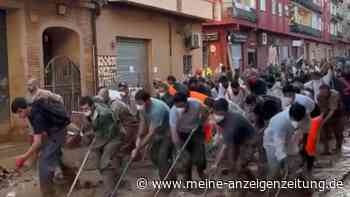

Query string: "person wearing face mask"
[[207, 99, 257, 181], [282, 85, 316, 174], [94, 87, 112, 106], [169, 92, 209, 181], [131, 90, 175, 194], [156, 82, 174, 107], [167, 75, 188, 95], [79, 96, 123, 197], [263, 103, 306, 180], [230, 80, 248, 108], [217, 76, 234, 100]]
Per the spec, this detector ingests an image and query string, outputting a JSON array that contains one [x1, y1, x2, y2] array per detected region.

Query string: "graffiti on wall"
[[97, 55, 118, 88]]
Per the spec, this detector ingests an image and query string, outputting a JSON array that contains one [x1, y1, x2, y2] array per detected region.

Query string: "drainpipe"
[[91, 0, 101, 95]]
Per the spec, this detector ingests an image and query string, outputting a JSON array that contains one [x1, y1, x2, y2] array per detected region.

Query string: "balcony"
[[108, 0, 213, 20], [337, 32, 344, 39], [331, 12, 344, 22], [290, 23, 321, 37], [337, 13, 344, 21], [233, 7, 257, 23], [291, 0, 322, 14], [331, 34, 338, 41]]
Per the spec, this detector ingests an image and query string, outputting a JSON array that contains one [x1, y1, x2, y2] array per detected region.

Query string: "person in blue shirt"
[[131, 90, 175, 188]]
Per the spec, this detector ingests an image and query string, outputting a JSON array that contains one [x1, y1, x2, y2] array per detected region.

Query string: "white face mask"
[[213, 114, 225, 123], [291, 121, 299, 129], [119, 92, 126, 97], [176, 107, 185, 114], [285, 97, 293, 105], [84, 110, 92, 117], [159, 92, 166, 97], [136, 104, 145, 111]]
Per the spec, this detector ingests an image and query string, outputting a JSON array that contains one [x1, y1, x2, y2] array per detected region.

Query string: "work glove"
[[15, 157, 26, 169]]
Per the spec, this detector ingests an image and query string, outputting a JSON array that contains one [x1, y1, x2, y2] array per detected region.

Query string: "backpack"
[[33, 98, 71, 129]]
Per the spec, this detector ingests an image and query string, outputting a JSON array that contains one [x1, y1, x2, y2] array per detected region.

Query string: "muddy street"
[[2, 137, 350, 197]]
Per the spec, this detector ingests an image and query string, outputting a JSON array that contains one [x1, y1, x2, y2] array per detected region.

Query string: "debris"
[[6, 191, 16, 197]]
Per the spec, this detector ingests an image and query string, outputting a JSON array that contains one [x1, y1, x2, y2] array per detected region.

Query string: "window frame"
[[259, 0, 266, 11], [272, 0, 277, 15], [278, 3, 283, 17]]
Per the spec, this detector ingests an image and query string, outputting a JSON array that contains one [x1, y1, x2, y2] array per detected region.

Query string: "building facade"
[[0, 0, 213, 138], [0, 0, 96, 139], [203, 0, 350, 71], [96, 0, 213, 90]]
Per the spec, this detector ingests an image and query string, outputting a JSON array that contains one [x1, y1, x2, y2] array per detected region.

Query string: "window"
[[285, 5, 289, 16], [278, 3, 283, 16], [272, 0, 276, 15], [183, 55, 192, 75], [223, 0, 233, 9], [312, 14, 322, 30], [331, 23, 336, 35], [234, 0, 256, 9], [260, 0, 266, 11]]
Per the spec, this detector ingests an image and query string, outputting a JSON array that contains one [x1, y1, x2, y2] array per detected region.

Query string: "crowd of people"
[[9, 59, 350, 197]]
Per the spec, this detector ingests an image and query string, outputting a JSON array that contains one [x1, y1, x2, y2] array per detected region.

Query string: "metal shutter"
[[116, 38, 147, 88]]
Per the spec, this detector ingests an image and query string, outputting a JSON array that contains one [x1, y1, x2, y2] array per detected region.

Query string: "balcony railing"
[[331, 34, 338, 41], [331, 14, 338, 22], [336, 13, 344, 21], [233, 7, 257, 23], [291, 0, 322, 13], [290, 23, 322, 37], [337, 32, 344, 39]]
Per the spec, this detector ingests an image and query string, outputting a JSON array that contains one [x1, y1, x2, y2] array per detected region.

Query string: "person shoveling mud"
[[11, 97, 70, 197]]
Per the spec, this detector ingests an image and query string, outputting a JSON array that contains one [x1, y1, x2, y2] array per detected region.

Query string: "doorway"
[[42, 27, 81, 112], [248, 48, 257, 68]]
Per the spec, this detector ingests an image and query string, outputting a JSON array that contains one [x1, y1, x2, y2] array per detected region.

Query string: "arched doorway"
[[43, 27, 81, 113]]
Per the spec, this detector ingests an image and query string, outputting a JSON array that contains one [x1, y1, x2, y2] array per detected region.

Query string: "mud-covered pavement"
[[2, 133, 350, 197]]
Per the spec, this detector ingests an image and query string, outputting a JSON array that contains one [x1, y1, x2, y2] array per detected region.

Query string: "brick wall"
[[24, 0, 94, 95]]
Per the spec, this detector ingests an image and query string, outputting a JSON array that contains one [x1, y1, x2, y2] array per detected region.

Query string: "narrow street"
[[1, 129, 350, 197]]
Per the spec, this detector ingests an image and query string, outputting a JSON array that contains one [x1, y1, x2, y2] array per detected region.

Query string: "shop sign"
[[202, 32, 219, 41], [292, 40, 304, 47], [229, 33, 248, 43]]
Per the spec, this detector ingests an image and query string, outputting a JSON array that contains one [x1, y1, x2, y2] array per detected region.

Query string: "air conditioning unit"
[[185, 32, 202, 50]]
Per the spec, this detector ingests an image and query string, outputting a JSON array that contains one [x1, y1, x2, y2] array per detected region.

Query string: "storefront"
[[257, 31, 293, 68], [96, 4, 208, 89]]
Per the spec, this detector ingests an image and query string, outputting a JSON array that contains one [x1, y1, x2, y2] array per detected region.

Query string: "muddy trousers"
[[94, 139, 122, 197], [39, 129, 66, 197], [321, 119, 344, 153], [179, 129, 207, 181], [150, 135, 175, 194]]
